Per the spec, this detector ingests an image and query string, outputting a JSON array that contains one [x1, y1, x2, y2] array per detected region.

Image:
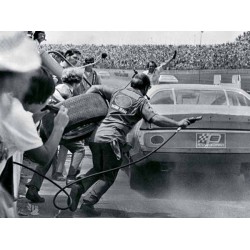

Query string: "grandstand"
[[43, 31, 250, 91], [43, 32, 250, 71]]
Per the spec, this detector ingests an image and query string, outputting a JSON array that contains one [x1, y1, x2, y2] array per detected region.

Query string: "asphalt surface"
[[17, 147, 250, 218], [17, 147, 148, 218]]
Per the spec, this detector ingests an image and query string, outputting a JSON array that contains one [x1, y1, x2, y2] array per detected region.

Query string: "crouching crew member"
[[69, 73, 190, 216]]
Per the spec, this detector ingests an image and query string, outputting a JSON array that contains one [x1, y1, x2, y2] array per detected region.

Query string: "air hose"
[[52, 126, 182, 210], [13, 127, 181, 210], [13, 115, 201, 211], [13, 161, 72, 206]]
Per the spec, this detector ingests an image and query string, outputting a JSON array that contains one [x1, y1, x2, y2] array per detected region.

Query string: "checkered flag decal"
[[197, 133, 209, 143], [196, 132, 226, 148]]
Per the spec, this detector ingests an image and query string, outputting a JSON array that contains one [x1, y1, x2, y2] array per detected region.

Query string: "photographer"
[[0, 32, 68, 217]]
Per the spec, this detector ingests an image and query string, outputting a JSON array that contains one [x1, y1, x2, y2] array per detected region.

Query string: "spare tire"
[[61, 123, 97, 143], [41, 93, 108, 142]]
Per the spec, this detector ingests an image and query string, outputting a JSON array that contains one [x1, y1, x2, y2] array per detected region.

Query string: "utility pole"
[[198, 31, 204, 84]]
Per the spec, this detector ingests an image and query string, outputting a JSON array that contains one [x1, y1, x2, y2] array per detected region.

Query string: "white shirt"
[[0, 94, 43, 175], [143, 64, 165, 85]]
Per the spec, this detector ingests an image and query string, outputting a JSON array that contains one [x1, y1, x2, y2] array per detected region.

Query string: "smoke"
[[148, 172, 250, 218]]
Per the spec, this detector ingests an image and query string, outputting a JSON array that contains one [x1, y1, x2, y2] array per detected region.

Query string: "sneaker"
[[80, 202, 101, 217], [52, 172, 66, 182], [69, 184, 85, 212], [26, 186, 45, 203]]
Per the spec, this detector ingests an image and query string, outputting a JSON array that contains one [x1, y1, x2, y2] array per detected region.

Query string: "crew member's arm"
[[86, 85, 115, 102], [25, 106, 69, 166], [141, 100, 190, 128], [151, 114, 190, 128]]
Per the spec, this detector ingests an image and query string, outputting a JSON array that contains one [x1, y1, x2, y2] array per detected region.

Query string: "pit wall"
[[96, 68, 250, 91]]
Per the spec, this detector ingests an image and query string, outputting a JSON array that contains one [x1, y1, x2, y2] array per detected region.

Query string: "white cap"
[[0, 31, 41, 73]]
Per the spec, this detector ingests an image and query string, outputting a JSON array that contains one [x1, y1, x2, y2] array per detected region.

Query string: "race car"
[[126, 83, 250, 194]]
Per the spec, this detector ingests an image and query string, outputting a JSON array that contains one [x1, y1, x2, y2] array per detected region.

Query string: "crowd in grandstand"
[[41, 32, 250, 70]]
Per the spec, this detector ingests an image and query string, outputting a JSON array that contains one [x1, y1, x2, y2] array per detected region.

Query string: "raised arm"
[[159, 50, 177, 71], [86, 85, 114, 102]]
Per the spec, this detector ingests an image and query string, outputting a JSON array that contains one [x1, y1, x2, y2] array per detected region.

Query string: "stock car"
[[126, 83, 250, 193]]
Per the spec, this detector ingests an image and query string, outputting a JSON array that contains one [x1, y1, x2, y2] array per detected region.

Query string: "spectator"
[[33, 31, 46, 51], [39, 31, 250, 70], [61, 48, 82, 68], [33, 31, 46, 45], [143, 52, 176, 85], [73, 57, 102, 95]]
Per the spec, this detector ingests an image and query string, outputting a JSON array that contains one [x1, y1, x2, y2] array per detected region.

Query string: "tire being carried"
[[41, 93, 108, 143]]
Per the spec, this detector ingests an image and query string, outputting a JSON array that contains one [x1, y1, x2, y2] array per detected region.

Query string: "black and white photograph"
[[1, 1, 250, 249], [2, 30, 250, 219]]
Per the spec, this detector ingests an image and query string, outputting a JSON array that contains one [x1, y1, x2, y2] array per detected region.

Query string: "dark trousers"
[[27, 139, 84, 191], [80, 142, 122, 205]]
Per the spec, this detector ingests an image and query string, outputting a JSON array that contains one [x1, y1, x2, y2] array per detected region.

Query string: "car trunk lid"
[[141, 105, 250, 130]]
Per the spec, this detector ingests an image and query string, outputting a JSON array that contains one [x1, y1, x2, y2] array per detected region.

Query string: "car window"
[[150, 90, 174, 104], [175, 89, 227, 105], [227, 91, 250, 106]]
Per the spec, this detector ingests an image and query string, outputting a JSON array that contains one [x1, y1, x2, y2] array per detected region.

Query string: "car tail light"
[[150, 135, 164, 144]]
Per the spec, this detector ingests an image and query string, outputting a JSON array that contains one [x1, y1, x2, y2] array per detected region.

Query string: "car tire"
[[61, 123, 98, 143], [129, 165, 146, 191], [42, 93, 108, 142], [129, 162, 171, 197]]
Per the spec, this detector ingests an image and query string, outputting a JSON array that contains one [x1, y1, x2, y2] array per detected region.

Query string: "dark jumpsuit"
[[79, 86, 156, 205]]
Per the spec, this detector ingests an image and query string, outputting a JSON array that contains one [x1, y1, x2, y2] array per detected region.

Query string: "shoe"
[[80, 202, 101, 217], [52, 172, 66, 182], [26, 186, 45, 203], [69, 184, 85, 212]]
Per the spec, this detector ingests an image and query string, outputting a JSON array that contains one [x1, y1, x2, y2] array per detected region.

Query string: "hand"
[[53, 105, 69, 130], [177, 118, 191, 128]]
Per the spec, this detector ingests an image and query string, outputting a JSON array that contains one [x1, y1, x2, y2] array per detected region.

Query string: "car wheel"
[[129, 165, 146, 191], [129, 162, 171, 197]]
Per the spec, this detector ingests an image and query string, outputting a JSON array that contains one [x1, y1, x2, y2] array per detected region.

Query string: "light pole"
[[198, 31, 204, 84]]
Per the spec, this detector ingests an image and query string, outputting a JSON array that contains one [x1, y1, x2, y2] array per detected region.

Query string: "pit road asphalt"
[[17, 147, 250, 218]]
